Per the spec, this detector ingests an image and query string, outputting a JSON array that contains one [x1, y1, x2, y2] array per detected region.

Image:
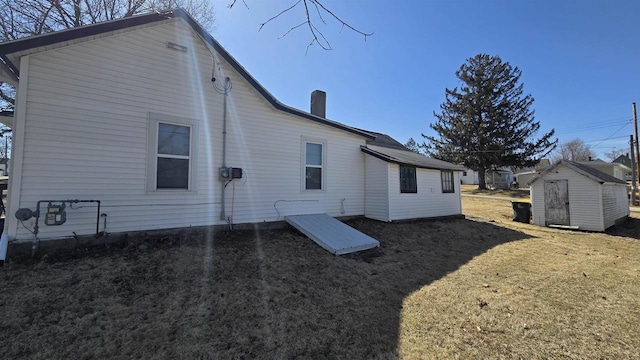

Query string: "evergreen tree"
[[404, 138, 422, 154], [424, 54, 557, 189]]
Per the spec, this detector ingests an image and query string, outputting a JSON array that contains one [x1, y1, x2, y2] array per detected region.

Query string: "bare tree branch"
[[227, 0, 248, 10], [254, 0, 372, 52], [258, 0, 300, 32], [313, 0, 372, 39], [310, 0, 326, 25], [277, 21, 305, 40]]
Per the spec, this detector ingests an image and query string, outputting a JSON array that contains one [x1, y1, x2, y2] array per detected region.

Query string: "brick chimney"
[[310, 90, 326, 118]]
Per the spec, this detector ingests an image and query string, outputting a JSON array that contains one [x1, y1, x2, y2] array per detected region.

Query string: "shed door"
[[544, 179, 570, 225]]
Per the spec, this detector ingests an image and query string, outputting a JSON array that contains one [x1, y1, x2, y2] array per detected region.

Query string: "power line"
[[588, 120, 633, 149], [555, 118, 632, 135], [583, 135, 630, 145]]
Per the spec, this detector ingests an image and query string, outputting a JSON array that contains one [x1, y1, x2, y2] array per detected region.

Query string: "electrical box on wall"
[[219, 167, 243, 180]]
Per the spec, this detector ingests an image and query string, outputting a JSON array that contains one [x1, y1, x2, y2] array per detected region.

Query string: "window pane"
[[157, 158, 189, 189], [306, 167, 322, 190], [441, 170, 454, 193], [400, 166, 417, 193], [158, 123, 190, 156], [306, 143, 323, 166]]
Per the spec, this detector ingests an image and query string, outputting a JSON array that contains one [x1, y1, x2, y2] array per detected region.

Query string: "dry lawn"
[[461, 184, 530, 199], [1, 199, 639, 359]]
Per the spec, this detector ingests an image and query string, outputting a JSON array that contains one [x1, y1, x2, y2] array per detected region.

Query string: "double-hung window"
[[441, 170, 455, 193], [303, 138, 326, 191], [400, 166, 417, 193], [148, 113, 198, 192]]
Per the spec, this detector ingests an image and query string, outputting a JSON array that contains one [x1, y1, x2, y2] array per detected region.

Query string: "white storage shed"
[[528, 160, 629, 232]]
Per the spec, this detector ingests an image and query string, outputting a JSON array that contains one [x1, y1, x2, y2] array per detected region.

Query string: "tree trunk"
[[478, 168, 487, 190]]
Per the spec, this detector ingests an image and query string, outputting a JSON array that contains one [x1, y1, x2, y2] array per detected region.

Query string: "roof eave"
[[0, 8, 374, 140], [361, 146, 463, 171], [527, 160, 627, 186]]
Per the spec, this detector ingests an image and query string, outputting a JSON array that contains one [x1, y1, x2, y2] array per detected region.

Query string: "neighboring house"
[[0, 9, 463, 251], [460, 169, 479, 185], [514, 159, 551, 188], [578, 160, 630, 182], [485, 169, 514, 189], [0, 111, 12, 128], [528, 160, 629, 232], [612, 154, 633, 181], [0, 158, 8, 176]]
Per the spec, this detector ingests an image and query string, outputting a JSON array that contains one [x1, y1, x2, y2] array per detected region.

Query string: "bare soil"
[[1, 199, 639, 359]]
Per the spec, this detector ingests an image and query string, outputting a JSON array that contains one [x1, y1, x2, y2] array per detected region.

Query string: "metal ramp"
[[285, 214, 380, 255]]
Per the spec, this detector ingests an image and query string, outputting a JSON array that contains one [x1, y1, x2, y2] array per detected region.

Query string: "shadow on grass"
[[0, 217, 533, 359], [606, 216, 640, 240]]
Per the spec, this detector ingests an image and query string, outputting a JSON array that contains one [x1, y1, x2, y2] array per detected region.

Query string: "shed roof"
[[0, 8, 373, 139], [527, 160, 627, 186]]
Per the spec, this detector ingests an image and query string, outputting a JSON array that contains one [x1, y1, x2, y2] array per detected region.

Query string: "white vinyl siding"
[[388, 165, 461, 221], [364, 155, 390, 221], [602, 184, 630, 229], [9, 18, 367, 241], [530, 164, 628, 232]]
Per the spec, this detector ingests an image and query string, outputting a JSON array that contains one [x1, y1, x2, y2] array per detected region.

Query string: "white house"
[[514, 159, 551, 188], [460, 169, 479, 185], [577, 160, 630, 182], [485, 168, 514, 189], [528, 160, 629, 232], [0, 9, 463, 261]]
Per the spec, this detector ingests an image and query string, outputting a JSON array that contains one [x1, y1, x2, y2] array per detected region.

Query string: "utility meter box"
[[219, 167, 231, 180], [45, 203, 67, 226], [219, 167, 243, 180], [231, 167, 243, 179]]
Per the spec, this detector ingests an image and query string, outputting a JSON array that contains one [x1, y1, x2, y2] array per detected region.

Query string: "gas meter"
[[45, 203, 67, 226]]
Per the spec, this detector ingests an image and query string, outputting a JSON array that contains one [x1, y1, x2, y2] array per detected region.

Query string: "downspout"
[[220, 77, 229, 221]]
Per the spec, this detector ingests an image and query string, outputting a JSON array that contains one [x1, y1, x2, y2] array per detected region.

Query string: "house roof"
[[358, 130, 465, 171], [612, 154, 632, 166], [361, 144, 465, 171], [527, 160, 627, 186], [577, 160, 632, 172], [359, 130, 409, 151], [537, 158, 551, 168], [0, 8, 374, 140]]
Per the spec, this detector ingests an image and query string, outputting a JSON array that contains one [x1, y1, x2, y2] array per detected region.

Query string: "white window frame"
[[147, 113, 199, 193], [301, 136, 327, 192]]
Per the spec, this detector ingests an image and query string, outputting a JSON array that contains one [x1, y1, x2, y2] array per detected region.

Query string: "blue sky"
[[210, 0, 640, 160]]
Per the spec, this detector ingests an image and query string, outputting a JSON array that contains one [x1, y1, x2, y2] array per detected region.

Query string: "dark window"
[[462, 171, 468, 176], [157, 123, 190, 189], [400, 166, 417, 193], [441, 170, 455, 193], [305, 142, 323, 190]]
